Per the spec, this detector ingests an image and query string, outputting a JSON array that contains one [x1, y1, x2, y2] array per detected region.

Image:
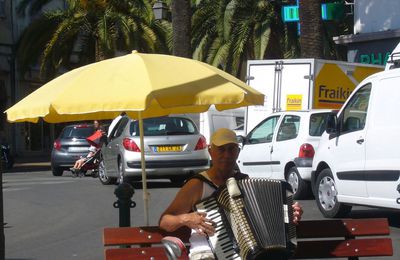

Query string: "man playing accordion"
[[159, 128, 303, 260]]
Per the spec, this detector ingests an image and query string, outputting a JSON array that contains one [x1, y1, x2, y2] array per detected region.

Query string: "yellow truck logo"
[[314, 64, 382, 109], [286, 94, 302, 110]]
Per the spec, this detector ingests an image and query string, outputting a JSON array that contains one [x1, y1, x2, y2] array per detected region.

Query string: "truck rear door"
[[246, 62, 276, 132], [246, 60, 312, 133], [278, 61, 312, 112]]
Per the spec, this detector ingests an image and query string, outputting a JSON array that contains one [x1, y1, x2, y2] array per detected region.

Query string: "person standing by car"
[[71, 120, 105, 172], [159, 128, 303, 260]]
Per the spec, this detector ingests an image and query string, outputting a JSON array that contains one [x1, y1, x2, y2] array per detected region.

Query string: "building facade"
[[334, 0, 400, 66], [0, 0, 65, 157]]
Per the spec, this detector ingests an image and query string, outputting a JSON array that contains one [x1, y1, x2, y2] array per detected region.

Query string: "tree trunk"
[[171, 0, 191, 58], [264, 3, 285, 59], [299, 0, 323, 58], [94, 39, 105, 62]]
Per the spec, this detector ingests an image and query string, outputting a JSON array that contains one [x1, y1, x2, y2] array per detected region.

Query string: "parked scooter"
[[1, 143, 14, 169]]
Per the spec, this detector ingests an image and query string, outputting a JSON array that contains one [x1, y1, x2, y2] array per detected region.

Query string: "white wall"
[[354, 0, 400, 34]]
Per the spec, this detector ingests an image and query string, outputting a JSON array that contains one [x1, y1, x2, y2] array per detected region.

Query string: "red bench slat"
[[105, 247, 190, 260], [296, 218, 390, 238], [103, 218, 393, 260], [294, 238, 393, 258], [105, 247, 168, 260], [103, 226, 190, 246]]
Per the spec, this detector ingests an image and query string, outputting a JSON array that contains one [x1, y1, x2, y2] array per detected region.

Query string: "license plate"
[[155, 146, 182, 152], [69, 147, 89, 152]]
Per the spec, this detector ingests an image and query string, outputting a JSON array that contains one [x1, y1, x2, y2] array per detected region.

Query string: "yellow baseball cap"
[[210, 128, 238, 146]]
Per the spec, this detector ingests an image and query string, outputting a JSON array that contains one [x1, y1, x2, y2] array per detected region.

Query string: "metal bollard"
[[113, 182, 136, 227]]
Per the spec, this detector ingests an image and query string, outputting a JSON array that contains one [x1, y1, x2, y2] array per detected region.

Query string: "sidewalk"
[[4, 154, 51, 173]]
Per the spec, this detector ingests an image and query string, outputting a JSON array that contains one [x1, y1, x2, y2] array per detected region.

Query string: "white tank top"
[[189, 171, 217, 255]]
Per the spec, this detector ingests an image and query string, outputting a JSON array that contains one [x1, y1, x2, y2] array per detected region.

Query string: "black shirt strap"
[[186, 174, 218, 190], [186, 172, 249, 190]]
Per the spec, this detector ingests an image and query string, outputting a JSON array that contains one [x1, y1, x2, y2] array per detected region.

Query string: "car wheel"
[[52, 167, 63, 176], [316, 168, 352, 218], [286, 166, 310, 200], [98, 160, 116, 185]]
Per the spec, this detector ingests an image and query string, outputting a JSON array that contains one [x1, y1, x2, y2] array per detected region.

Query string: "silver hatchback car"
[[99, 115, 210, 184]]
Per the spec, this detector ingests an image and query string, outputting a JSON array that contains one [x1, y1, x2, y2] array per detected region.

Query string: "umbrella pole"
[[138, 113, 149, 226]]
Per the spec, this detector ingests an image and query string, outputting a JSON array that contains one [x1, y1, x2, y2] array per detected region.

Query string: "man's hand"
[[185, 212, 215, 236], [292, 202, 303, 224]]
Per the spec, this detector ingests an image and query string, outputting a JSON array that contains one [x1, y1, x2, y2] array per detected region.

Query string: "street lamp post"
[[152, 0, 191, 58], [152, 0, 169, 21]]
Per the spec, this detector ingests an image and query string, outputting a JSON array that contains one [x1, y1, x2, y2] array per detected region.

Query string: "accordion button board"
[[196, 198, 241, 259]]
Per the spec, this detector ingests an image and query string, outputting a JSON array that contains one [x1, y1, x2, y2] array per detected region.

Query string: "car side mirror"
[[326, 114, 338, 134], [236, 135, 245, 145]]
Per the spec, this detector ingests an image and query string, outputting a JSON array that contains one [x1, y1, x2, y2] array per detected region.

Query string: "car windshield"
[[129, 117, 197, 136], [60, 126, 94, 139], [309, 113, 333, 136]]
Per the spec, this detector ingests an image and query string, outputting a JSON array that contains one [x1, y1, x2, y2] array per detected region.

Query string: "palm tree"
[[192, 0, 299, 77], [321, 11, 352, 60], [171, 0, 191, 57], [16, 0, 169, 79], [191, 0, 234, 68], [299, 0, 324, 58]]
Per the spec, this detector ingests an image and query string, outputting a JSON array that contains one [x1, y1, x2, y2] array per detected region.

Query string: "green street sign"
[[282, 3, 344, 22]]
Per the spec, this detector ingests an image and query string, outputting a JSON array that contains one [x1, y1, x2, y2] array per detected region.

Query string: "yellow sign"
[[286, 94, 302, 110], [314, 64, 382, 109], [156, 146, 183, 152]]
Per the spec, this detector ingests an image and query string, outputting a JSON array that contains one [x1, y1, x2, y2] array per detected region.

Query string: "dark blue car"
[[51, 124, 95, 176]]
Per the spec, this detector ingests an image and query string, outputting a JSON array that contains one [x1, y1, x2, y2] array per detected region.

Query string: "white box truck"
[[245, 59, 383, 133], [181, 106, 245, 144]]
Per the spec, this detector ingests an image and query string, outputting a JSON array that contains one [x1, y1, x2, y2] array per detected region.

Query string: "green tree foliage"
[[192, 0, 299, 77], [16, 0, 170, 79], [299, 0, 351, 59], [16, 0, 351, 80]]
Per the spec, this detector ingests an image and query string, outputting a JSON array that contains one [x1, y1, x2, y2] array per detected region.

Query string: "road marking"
[[4, 177, 72, 182], [3, 177, 78, 193], [4, 180, 76, 186], [3, 187, 31, 192]]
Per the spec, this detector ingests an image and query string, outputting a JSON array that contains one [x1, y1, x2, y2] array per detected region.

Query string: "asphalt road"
[[3, 168, 400, 260]]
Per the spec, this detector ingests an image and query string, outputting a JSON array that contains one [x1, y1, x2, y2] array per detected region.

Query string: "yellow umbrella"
[[6, 50, 264, 224]]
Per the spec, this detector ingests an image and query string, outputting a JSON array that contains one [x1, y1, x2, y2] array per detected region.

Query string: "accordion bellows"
[[195, 178, 297, 260]]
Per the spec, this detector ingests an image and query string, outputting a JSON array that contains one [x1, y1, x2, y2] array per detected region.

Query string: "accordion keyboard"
[[196, 197, 241, 260]]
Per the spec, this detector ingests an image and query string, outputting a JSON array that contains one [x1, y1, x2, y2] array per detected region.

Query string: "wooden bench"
[[103, 218, 393, 260]]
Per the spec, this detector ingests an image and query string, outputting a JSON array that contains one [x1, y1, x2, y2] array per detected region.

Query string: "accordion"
[[194, 178, 297, 260]]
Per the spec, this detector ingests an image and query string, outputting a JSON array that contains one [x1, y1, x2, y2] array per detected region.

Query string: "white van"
[[311, 57, 400, 218], [237, 109, 335, 199]]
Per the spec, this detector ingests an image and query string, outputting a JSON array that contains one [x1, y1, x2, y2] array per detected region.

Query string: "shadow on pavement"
[[130, 180, 184, 189], [3, 164, 51, 173], [2, 155, 51, 173], [351, 208, 400, 228]]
